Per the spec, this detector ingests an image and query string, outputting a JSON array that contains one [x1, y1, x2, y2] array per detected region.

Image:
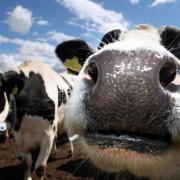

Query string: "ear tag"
[[0, 122, 7, 132], [67, 69, 74, 75], [12, 85, 18, 95], [64, 56, 82, 73]]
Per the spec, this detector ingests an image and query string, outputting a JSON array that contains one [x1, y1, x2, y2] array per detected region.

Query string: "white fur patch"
[[0, 93, 9, 123], [13, 114, 52, 151], [69, 134, 79, 142]]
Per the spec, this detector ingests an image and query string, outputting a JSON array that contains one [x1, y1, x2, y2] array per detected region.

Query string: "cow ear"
[[98, 29, 121, 49], [159, 26, 180, 59], [55, 39, 94, 75], [2, 71, 25, 96]]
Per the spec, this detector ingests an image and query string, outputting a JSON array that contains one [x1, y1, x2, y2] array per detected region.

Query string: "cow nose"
[[86, 62, 98, 84], [86, 51, 177, 92], [84, 50, 177, 136], [159, 61, 176, 87]]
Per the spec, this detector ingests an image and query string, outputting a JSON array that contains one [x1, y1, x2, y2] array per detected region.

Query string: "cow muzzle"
[[77, 49, 180, 177]]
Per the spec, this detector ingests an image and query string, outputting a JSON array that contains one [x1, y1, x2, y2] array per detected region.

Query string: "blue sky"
[[0, 0, 179, 72]]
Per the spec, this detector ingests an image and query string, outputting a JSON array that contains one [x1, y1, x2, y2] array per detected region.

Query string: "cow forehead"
[[120, 27, 161, 42], [96, 28, 173, 58]]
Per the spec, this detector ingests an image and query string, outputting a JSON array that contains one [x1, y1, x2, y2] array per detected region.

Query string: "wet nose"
[[84, 50, 177, 135]]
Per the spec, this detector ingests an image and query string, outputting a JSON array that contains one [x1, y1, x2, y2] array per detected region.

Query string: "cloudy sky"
[[0, 0, 179, 72]]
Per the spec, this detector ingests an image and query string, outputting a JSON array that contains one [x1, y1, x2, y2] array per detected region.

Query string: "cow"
[[0, 39, 93, 180], [0, 60, 75, 180], [55, 25, 180, 180]]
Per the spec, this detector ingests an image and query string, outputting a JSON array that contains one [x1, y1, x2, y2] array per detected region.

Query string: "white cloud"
[[13, 39, 55, 59], [0, 35, 9, 44], [36, 18, 49, 26], [0, 54, 20, 72], [56, 0, 129, 33], [150, 0, 176, 7], [6, 5, 33, 34], [129, 0, 140, 4], [0, 35, 65, 73], [47, 31, 74, 43]]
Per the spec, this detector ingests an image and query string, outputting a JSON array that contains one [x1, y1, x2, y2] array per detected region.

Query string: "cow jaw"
[[80, 133, 180, 178]]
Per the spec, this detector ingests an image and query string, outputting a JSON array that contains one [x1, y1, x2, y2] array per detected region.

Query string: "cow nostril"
[[87, 62, 98, 83], [159, 62, 176, 87]]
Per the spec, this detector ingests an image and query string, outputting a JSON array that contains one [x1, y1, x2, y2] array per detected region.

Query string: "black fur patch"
[[6, 95, 17, 131], [0, 91, 6, 114], [11, 71, 55, 131], [160, 26, 180, 59], [31, 146, 40, 172], [67, 89, 71, 96], [98, 29, 121, 49], [35, 165, 46, 178], [55, 39, 94, 66], [57, 86, 67, 106], [0, 73, 7, 114]]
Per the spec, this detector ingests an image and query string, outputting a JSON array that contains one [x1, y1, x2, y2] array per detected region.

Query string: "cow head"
[[0, 71, 25, 135], [58, 25, 180, 179]]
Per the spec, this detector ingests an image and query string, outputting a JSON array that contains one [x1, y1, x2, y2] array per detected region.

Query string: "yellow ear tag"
[[64, 56, 82, 73], [12, 85, 18, 95]]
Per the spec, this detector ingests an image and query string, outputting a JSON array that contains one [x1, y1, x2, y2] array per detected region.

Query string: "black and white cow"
[[56, 25, 180, 179], [0, 60, 76, 180], [0, 39, 93, 180]]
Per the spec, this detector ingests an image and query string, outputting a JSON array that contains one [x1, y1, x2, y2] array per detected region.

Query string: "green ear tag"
[[12, 85, 18, 95], [64, 56, 82, 74]]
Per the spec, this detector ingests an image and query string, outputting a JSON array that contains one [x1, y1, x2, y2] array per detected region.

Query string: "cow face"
[[0, 78, 9, 133], [62, 25, 180, 179], [0, 71, 25, 133]]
